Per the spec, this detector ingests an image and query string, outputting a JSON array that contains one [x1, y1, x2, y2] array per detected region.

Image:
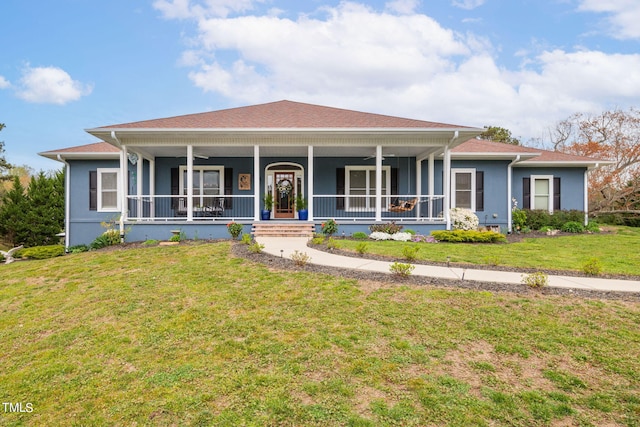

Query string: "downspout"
[[507, 155, 522, 233], [57, 155, 71, 250], [443, 131, 458, 230]]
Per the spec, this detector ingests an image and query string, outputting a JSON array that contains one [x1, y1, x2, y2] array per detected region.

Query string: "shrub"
[[402, 245, 420, 261], [248, 242, 265, 254], [390, 262, 415, 277], [539, 226, 554, 233], [68, 244, 89, 253], [321, 219, 338, 236], [326, 238, 339, 249], [582, 258, 603, 276], [310, 237, 325, 245], [355, 242, 368, 254], [585, 222, 601, 233], [390, 232, 412, 241], [450, 208, 479, 231], [90, 234, 114, 250], [290, 250, 311, 266], [431, 230, 507, 243], [169, 234, 182, 243], [561, 221, 585, 233], [227, 222, 243, 239], [512, 208, 527, 231], [369, 221, 403, 234], [404, 229, 416, 235], [352, 231, 368, 240], [412, 235, 437, 243], [521, 272, 549, 289], [20, 245, 65, 260], [484, 255, 501, 266], [369, 232, 392, 241]]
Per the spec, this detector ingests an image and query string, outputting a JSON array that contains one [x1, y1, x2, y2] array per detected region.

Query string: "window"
[[531, 175, 554, 212], [97, 168, 120, 212], [179, 166, 224, 207], [345, 166, 390, 211], [452, 169, 475, 210]]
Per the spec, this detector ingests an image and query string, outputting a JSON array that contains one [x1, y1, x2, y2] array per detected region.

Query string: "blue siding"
[[512, 167, 586, 211]]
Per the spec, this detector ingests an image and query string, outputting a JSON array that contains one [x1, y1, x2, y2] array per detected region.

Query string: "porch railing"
[[125, 194, 445, 222], [312, 195, 445, 221], [126, 195, 255, 221]]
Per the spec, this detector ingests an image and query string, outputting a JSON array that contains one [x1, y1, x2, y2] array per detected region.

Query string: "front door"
[[274, 172, 295, 219]]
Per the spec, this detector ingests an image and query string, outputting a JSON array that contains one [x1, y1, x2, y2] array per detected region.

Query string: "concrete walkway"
[[255, 237, 640, 293]]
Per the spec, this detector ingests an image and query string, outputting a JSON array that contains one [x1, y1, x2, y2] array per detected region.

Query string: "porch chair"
[[388, 198, 418, 212], [203, 197, 225, 217]]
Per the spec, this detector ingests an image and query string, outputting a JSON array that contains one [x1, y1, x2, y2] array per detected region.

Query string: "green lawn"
[[333, 227, 640, 276], [1, 243, 639, 426]]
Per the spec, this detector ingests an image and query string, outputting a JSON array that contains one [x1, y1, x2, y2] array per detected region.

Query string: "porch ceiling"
[[129, 144, 445, 159]]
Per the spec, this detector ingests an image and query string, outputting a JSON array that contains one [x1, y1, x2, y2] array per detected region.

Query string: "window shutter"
[[553, 177, 561, 211], [89, 171, 97, 211], [336, 168, 345, 210], [475, 171, 484, 212], [224, 168, 233, 209], [171, 168, 179, 210], [523, 177, 530, 209]]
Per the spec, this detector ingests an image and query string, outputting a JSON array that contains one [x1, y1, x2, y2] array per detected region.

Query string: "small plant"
[[326, 237, 339, 249], [263, 193, 274, 211], [295, 194, 307, 210], [241, 234, 252, 245], [68, 244, 89, 253], [290, 250, 311, 266], [355, 242, 369, 254], [248, 242, 265, 254], [169, 234, 182, 242], [20, 245, 65, 260], [352, 231, 368, 240], [582, 258, 603, 276], [512, 208, 527, 232], [484, 255, 501, 266], [539, 226, 554, 233], [521, 271, 549, 289], [311, 236, 325, 245], [412, 234, 437, 243], [321, 219, 338, 236], [402, 245, 420, 261], [390, 262, 415, 277], [142, 240, 159, 246], [450, 208, 479, 231], [227, 222, 243, 239], [561, 221, 585, 233]]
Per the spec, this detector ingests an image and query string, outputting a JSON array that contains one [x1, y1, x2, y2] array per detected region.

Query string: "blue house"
[[40, 100, 605, 247]]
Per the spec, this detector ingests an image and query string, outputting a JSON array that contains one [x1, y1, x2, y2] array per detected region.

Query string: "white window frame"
[[345, 165, 391, 211], [451, 168, 476, 211], [531, 175, 554, 213], [179, 166, 224, 207], [97, 168, 121, 212]]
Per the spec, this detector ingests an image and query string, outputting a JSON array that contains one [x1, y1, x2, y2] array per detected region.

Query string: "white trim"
[[451, 168, 476, 211], [375, 145, 382, 221], [345, 165, 391, 212], [254, 145, 260, 221], [531, 175, 554, 213], [264, 162, 305, 219], [584, 169, 589, 225], [97, 168, 121, 212], [308, 145, 314, 221], [178, 165, 225, 206]]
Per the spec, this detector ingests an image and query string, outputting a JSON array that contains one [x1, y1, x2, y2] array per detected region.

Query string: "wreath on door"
[[277, 179, 293, 196]]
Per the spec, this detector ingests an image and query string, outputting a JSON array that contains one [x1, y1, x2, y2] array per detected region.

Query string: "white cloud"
[[451, 0, 485, 10], [0, 76, 10, 89], [385, 0, 419, 15], [578, 0, 640, 39], [154, 0, 261, 19], [156, 1, 640, 143], [16, 66, 93, 105]]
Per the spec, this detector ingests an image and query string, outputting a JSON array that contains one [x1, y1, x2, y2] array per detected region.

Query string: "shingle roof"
[[39, 141, 120, 155], [95, 100, 473, 130]]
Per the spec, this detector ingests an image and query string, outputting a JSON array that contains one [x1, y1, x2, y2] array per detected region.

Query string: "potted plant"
[[261, 192, 273, 220], [295, 194, 308, 220]]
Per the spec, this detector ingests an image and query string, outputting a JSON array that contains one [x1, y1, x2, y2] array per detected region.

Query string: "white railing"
[[312, 194, 445, 221], [126, 195, 255, 221]]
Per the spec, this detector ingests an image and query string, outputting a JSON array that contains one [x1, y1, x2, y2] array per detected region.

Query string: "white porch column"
[[149, 158, 155, 219], [254, 145, 260, 221], [416, 157, 422, 219], [428, 153, 435, 220], [121, 145, 128, 225], [584, 169, 589, 226], [375, 145, 382, 222], [186, 145, 193, 221], [136, 153, 143, 219], [443, 145, 451, 230], [308, 145, 314, 221]]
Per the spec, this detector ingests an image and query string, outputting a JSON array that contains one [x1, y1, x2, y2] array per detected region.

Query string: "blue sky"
[[1, 0, 639, 172]]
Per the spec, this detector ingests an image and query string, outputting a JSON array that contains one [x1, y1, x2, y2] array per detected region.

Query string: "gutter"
[[507, 155, 523, 234], [57, 155, 71, 250]]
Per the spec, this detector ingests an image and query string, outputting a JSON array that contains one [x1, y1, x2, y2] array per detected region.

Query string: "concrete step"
[[252, 222, 315, 238]]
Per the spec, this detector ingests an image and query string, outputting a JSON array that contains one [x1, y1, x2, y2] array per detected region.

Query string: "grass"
[[0, 242, 639, 425], [333, 226, 640, 276]]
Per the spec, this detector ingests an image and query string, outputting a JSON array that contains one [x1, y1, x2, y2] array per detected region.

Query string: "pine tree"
[[23, 171, 65, 246], [0, 175, 29, 245]]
